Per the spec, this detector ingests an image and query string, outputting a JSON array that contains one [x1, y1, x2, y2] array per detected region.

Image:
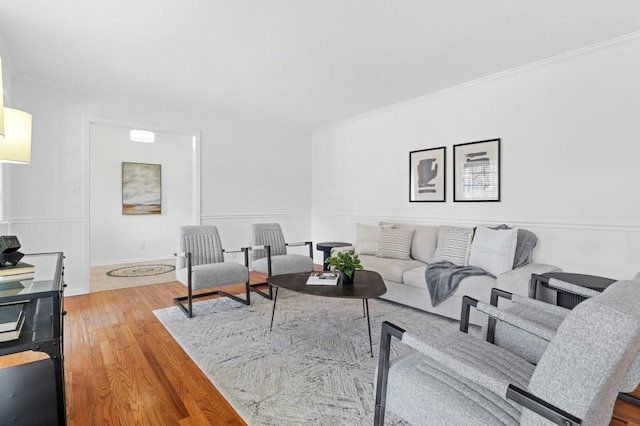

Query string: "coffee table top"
[[267, 270, 386, 299]]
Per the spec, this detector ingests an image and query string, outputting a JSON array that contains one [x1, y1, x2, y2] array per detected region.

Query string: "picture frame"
[[409, 146, 446, 202], [122, 162, 162, 214], [453, 138, 500, 202]]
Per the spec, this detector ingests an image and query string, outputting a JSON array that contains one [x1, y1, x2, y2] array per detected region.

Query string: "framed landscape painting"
[[453, 138, 500, 202], [122, 162, 162, 214], [409, 147, 446, 202]]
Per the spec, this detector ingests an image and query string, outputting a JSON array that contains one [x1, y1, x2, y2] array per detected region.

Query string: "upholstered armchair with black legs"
[[248, 223, 314, 300], [374, 279, 640, 426], [487, 276, 640, 406], [174, 225, 251, 317]]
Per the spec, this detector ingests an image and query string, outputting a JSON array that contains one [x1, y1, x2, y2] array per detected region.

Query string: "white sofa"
[[337, 222, 560, 326]]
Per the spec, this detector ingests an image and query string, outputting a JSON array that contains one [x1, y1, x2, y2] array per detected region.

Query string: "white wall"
[[89, 123, 193, 264], [311, 35, 640, 279], [9, 79, 312, 295]]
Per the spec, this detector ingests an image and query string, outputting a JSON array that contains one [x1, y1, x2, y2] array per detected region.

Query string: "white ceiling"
[[1, 1, 640, 129]]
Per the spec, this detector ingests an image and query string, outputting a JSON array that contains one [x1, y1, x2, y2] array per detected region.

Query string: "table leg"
[[362, 299, 365, 317], [365, 298, 373, 358], [270, 287, 279, 331]]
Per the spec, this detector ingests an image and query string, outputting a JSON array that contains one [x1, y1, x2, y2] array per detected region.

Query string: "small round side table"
[[316, 242, 352, 271]]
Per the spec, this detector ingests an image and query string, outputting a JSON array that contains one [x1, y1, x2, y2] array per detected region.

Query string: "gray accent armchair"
[[174, 225, 251, 317], [374, 279, 640, 425], [248, 223, 314, 299], [487, 277, 640, 406]]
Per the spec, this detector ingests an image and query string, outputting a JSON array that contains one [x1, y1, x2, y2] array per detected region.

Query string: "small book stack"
[[0, 262, 35, 283], [0, 302, 26, 342], [306, 271, 339, 285], [0, 262, 34, 343]]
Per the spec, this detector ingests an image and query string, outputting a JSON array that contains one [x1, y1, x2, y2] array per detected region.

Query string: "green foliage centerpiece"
[[325, 250, 363, 285]]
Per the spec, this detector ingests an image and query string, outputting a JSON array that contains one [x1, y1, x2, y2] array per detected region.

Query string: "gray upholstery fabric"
[[249, 223, 312, 275], [250, 223, 288, 261], [176, 262, 249, 291], [493, 280, 640, 392], [385, 333, 534, 426], [251, 254, 313, 276], [177, 225, 224, 270], [493, 302, 565, 364], [382, 280, 640, 425], [522, 280, 640, 426], [176, 225, 249, 289]]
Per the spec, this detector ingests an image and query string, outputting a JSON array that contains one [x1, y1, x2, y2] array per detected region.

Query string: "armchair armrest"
[[286, 241, 311, 247], [222, 247, 247, 254], [223, 247, 250, 267], [374, 320, 582, 426], [486, 288, 569, 343], [286, 241, 313, 258], [546, 278, 601, 299], [461, 294, 555, 344]]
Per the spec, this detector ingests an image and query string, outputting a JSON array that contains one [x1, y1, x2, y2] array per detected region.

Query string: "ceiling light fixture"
[[130, 129, 155, 143], [0, 107, 32, 164], [0, 57, 5, 139]]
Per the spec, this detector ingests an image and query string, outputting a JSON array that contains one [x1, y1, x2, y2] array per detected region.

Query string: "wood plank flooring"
[[1, 275, 639, 425]]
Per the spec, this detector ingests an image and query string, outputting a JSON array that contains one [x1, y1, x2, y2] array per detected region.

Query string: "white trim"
[[91, 255, 174, 267], [314, 31, 640, 132], [9, 216, 83, 225], [201, 212, 310, 221], [311, 213, 640, 233]]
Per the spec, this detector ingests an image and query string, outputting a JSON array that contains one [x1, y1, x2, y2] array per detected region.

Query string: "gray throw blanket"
[[425, 261, 489, 307]]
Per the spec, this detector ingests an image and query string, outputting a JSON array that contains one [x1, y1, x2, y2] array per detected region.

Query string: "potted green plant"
[[325, 250, 363, 285]]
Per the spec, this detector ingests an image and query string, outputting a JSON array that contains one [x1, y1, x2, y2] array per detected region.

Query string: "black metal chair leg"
[[270, 287, 279, 331]]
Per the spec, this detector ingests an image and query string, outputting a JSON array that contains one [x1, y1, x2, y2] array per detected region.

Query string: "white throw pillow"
[[433, 226, 474, 266], [354, 223, 380, 255], [468, 226, 518, 276], [376, 227, 415, 260]]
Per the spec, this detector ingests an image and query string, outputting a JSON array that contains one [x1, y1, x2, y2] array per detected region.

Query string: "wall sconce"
[[0, 57, 5, 140], [0, 108, 32, 164], [130, 129, 155, 143]]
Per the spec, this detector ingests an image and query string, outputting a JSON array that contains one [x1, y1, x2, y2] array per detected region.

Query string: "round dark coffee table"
[[267, 270, 387, 357]]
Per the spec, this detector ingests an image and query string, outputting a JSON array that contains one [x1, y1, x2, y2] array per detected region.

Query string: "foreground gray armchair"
[[488, 277, 640, 406], [174, 225, 251, 317], [374, 279, 640, 425], [248, 223, 314, 299]]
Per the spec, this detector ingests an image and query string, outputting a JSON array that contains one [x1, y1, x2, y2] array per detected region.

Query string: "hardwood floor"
[[1, 274, 639, 425]]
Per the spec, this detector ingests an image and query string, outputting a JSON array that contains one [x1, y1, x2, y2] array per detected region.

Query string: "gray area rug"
[[154, 290, 481, 425]]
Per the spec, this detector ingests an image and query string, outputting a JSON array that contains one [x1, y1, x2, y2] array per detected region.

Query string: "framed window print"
[[453, 138, 500, 202], [409, 147, 446, 202]]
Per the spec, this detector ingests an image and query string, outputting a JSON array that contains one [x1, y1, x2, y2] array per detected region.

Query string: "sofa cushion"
[[354, 223, 380, 255], [491, 224, 538, 268], [380, 222, 439, 264], [358, 254, 424, 283], [402, 266, 428, 290], [468, 226, 518, 276], [377, 227, 415, 260], [433, 226, 474, 266]]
